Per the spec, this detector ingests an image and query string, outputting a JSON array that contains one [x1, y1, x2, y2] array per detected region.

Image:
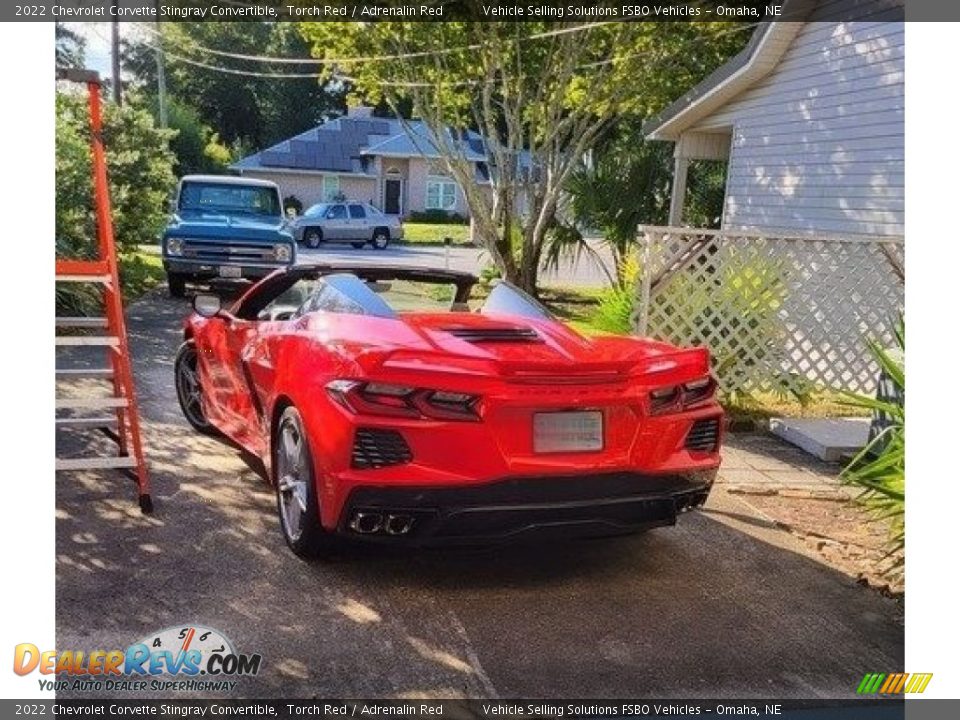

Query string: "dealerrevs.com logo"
[[14, 625, 262, 693]]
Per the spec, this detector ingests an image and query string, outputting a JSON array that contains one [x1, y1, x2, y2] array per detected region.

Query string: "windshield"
[[178, 181, 281, 217], [304, 203, 329, 218], [479, 281, 554, 320]]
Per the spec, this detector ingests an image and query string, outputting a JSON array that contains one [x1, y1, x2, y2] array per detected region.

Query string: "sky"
[[64, 22, 126, 78]]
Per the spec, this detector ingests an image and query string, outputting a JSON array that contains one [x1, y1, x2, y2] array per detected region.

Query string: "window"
[[304, 203, 328, 218], [348, 204, 366, 219], [325, 204, 347, 220], [322, 175, 340, 202], [425, 179, 457, 211], [178, 181, 280, 217]]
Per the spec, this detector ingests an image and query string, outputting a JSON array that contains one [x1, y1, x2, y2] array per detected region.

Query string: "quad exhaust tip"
[[385, 514, 415, 535], [350, 512, 383, 535], [349, 511, 415, 536]]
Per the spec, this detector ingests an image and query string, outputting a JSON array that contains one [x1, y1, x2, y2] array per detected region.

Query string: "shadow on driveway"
[[55, 290, 903, 699]]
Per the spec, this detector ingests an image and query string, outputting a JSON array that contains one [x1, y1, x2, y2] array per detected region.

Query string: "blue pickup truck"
[[162, 175, 297, 297]]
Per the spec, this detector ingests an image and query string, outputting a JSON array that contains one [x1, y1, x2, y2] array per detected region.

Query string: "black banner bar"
[[0, 699, 925, 720], [9, 0, 917, 24]]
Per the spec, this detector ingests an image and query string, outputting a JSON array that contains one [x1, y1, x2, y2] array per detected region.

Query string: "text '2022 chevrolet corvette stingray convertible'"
[[175, 264, 723, 557]]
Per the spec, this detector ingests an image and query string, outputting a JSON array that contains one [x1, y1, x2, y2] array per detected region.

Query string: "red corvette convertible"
[[175, 264, 722, 557]]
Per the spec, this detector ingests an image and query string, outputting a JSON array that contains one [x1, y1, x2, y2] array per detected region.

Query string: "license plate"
[[533, 411, 603, 453], [218, 265, 242, 278]]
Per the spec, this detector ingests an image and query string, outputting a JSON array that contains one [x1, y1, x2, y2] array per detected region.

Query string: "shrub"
[[408, 209, 468, 225], [479, 264, 502, 287], [56, 91, 176, 314], [591, 257, 642, 334], [283, 194, 303, 216], [842, 320, 905, 582], [56, 91, 176, 256]]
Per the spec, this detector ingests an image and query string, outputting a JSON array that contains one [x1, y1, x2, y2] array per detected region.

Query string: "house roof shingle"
[[232, 110, 487, 175]]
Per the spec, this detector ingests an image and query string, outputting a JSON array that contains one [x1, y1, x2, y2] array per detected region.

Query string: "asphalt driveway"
[[55, 290, 903, 699]]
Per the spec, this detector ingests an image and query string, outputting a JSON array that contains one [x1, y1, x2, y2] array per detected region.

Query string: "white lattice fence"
[[632, 226, 904, 395]]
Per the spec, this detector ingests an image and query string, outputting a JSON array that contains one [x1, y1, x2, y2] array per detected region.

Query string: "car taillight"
[[326, 381, 480, 421], [648, 377, 717, 415]]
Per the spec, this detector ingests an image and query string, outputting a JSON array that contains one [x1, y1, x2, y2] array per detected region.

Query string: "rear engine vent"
[[352, 428, 413, 470], [685, 418, 720, 453], [444, 327, 541, 343]]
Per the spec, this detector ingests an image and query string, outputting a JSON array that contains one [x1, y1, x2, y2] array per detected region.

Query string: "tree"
[[161, 96, 232, 175], [55, 23, 86, 69], [301, 15, 749, 293], [56, 91, 177, 257], [122, 22, 346, 149], [548, 124, 673, 287]]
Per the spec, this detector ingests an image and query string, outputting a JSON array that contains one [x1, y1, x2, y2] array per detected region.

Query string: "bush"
[[161, 97, 231, 175], [591, 257, 642, 334], [56, 91, 176, 314], [283, 194, 303, 216], [57, 91, 176, 256], [408, 209, 468, 225], [842, 321, 905, 582]]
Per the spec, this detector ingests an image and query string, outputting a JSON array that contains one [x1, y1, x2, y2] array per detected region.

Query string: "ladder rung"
[[56, 397, 127, 410], [56, 368, 114, 379], [56, 416, 115, 428], [55, 336, 119, 347], [56, 259, 109, 276], [56, 317, 109, 328], [56, 274, 112, 284], [57, 456, 138, 471]]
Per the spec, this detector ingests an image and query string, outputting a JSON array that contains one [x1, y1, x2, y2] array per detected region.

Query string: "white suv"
[[291, 202, 404, 250]]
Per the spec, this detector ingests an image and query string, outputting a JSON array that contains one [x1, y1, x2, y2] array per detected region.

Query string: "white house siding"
[[690, 20, 904, 237]]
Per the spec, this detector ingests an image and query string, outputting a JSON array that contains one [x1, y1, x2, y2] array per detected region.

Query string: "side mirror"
[[193, 294, 222, 318]]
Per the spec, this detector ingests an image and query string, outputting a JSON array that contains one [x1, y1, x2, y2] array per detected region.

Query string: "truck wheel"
[[168, 273, 187, 298], [304, 228, 323, 249], [372, 229, 390, 250]]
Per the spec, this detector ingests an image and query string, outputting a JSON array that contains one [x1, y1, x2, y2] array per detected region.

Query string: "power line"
[[136, 21, 619, 66], [139, 21, 758, 87]]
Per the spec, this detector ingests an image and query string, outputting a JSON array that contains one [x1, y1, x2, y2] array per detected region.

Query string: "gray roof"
[[232, 110, 488, 174]]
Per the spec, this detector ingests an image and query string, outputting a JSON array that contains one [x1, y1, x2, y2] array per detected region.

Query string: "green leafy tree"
[[548, 125, 673, 286], [161, 96, 232, 175], [55, 23, 85, 69], [56, 91, 177, 257], [302, 15, 748, 293], [123, 22, 346, 148]]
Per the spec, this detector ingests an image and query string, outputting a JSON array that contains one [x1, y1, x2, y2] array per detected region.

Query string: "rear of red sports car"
[[181, 268, 723, 554], [290, 311, 722, 546]]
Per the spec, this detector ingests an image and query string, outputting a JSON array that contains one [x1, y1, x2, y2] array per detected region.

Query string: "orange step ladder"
[[55, 68, 152, 513]]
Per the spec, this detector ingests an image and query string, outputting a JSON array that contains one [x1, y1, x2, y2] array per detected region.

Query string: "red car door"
[[196, 314, 262, 448], [220, 318, 263, 449]]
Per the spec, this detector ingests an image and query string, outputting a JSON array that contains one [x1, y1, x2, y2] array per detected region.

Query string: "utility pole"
[[154, 0, 167, 127], [111, 11, 122, 105]]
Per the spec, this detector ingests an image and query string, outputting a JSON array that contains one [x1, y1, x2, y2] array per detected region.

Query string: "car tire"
[[273, 406, 336, 559], [168, 273, 187, 298], [303, 228, 323, 249], [372, 229, 390, 250], [174, 341, 218, 435], [350, 241, 366, 249]]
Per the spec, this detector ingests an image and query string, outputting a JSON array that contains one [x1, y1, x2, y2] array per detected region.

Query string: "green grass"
[[401, 222, 471, 245], [119, 250, 165, 302], [539, 285, 605, 335]]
